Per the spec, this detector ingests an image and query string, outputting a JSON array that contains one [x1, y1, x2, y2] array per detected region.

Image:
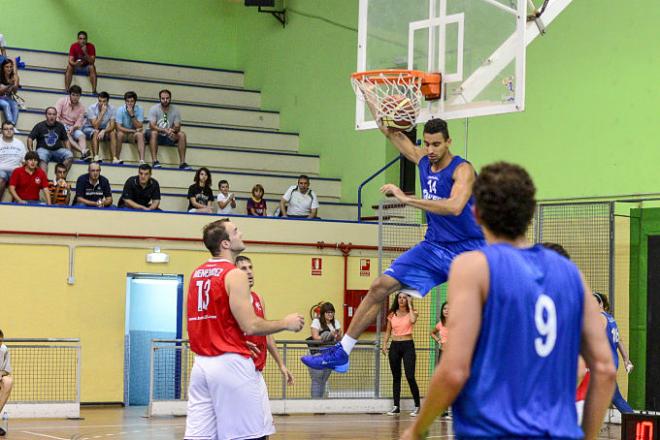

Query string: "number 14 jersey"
[[453, 244, 585, 439], [187, 258, 251, 358]]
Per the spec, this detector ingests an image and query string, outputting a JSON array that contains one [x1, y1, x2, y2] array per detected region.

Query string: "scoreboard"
[[622, 413, 660, 440]]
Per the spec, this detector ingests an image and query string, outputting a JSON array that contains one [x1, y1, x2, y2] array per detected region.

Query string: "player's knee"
[[371, 276, 397, 298]]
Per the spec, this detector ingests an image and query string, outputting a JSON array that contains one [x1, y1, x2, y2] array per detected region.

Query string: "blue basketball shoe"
[[300, 343, 350, 373]]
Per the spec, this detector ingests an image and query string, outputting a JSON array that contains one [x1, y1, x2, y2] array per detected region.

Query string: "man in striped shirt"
[[48, 162, 71, 205]]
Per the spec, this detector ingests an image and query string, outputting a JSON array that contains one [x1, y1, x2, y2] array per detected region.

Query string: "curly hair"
[[423, 118, 449, 140], [542, 242, 571, 259], [473, 162, 536, 239]]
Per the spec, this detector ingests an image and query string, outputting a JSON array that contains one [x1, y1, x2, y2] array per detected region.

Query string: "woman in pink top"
[[430, 301, 449, 349], [381, 292, 420, 416]]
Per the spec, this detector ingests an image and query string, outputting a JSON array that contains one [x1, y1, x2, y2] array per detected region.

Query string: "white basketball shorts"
[[184, 353, 274, 440]]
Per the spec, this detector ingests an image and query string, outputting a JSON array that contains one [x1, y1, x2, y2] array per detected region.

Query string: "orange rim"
[[351, 69, 442, 100]]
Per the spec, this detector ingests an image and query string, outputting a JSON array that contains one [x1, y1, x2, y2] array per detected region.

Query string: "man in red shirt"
[[65, 31, 97, 94], [185, 219, 304, 440], [235, 255, 295, 384], [8, 151, 51, 204]]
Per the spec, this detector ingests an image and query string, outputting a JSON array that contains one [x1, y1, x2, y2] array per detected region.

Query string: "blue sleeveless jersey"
[[453, 244, 584, 439], [418, 155, 484, 243], [602, 311, 620, 369]]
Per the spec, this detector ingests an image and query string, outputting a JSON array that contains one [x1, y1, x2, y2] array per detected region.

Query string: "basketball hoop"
[[351, 70, 442, 129]]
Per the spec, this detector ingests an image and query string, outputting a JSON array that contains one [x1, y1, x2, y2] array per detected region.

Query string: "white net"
[[351, 71, 423, 129]]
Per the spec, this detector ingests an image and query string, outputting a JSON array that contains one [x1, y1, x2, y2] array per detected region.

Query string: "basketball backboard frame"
[[355, 0, 528, 130]]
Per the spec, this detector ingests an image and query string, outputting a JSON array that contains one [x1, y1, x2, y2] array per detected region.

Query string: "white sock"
[[340, 335, 357, 355]]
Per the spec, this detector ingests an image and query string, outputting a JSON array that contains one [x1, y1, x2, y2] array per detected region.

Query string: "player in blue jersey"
[[401, 162, 617, 440], [593, 291, 635, 414], [301, 117, 485, 373]]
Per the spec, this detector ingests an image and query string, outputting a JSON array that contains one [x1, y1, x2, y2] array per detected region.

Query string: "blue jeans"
[[612, 383, 634, 413], [0, 96, 19, 125], [308, 367, 331, 398]]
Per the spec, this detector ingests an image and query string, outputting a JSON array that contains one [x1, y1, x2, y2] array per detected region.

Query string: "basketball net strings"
[[352, 73, 423, 124]]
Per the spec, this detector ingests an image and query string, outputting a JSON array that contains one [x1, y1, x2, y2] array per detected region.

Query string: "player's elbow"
[[444, 365, 470, 388], [238, 318, 260, 336], [590, 357, 617, 384], [242, 323, 260, 336], [445, 203, 463, 216]]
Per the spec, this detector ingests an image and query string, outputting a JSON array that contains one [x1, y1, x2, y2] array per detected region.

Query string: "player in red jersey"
[[184, 219, 304, 440], [236, 255, 295, 384]]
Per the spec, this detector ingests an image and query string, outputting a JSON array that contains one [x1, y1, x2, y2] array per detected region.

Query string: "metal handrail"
[[151, 338, 377, 346], [357, 154, 402, 222], [4, 338, 80, 343]]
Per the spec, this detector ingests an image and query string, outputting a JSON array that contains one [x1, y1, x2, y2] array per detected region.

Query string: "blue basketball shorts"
[[383, 238, 485, 297]]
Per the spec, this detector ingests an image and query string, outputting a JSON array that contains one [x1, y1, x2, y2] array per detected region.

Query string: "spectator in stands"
[[280, 175, 319, 218], [48, 162, 71, 205], [307, 302, 342, 398], [74, 161, 112, 208], [8, 151, 51, 204], [0, 33, 8, 64], [115, 91, 146, 165], [188, 167, 214, 213], [55, 85, 91, 161], [0, 59, 21, 130], [216, 179, 236, 214], [118, 163, 161, 211], [147, 89, 190, 170], [27, 107, 73, 174], [247, 183, 267, 216], [65, 31, 97, 94], [0, 121, 26, 200], [0, 328, 13, 436], [83, 91, 116, 163]]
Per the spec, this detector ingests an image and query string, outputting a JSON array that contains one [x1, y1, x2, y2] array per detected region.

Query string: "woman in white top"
[[308, 302, 342, 398]]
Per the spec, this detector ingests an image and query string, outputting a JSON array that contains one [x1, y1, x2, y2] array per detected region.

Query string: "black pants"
[[388, 340, 420, 407]]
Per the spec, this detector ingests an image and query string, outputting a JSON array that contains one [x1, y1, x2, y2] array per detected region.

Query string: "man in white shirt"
[[0, 121, 26, 200], [280, 175, 319, 218], [0, 329, 13, 436]]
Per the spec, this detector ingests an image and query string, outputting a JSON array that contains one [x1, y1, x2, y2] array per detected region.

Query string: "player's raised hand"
[[380, 184, 408, 203], [283, 313, 305, 332]]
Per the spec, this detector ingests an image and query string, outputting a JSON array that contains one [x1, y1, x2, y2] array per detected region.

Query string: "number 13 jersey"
[[453, 244, 584, 439], [187, 258, 251, 358]]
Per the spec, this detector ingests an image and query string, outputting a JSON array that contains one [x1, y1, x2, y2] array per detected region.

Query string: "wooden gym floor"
[[2, 407, 621, 439]]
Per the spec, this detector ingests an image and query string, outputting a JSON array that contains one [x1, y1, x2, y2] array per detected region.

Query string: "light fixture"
[[146, 247, 169, 264]]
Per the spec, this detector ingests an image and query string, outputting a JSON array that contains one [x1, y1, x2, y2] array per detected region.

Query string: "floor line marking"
[[21, 431, 69, 440]]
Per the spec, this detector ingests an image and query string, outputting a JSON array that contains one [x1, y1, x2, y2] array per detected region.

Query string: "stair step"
[[8, 47, 245, 88], [17, 111, 299, 152], [18, 68, 261, 108], [18, 88, 280, 130], [65, 162, 342, 199]]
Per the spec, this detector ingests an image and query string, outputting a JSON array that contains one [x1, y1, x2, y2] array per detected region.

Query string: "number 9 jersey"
[[452, 244, 585, 439], [187, 258, 251, 358]]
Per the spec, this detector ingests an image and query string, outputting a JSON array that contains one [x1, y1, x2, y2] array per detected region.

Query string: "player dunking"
[[400, 162, 616, 440], [302, 118, 485, 371], [184, 219, 304, 440]]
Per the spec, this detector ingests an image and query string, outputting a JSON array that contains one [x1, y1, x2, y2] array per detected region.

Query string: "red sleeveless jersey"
[[246, 291, 267, 371], [575, 371, 591, 402], [187, 259, 250, 358]]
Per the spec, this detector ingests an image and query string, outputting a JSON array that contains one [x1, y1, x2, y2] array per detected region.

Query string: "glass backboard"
[[355, 0, 527, 130]]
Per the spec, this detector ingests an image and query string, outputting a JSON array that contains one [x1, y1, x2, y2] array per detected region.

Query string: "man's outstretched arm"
[[227, 269, 304, 336], [381, 163, 476, 216]]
